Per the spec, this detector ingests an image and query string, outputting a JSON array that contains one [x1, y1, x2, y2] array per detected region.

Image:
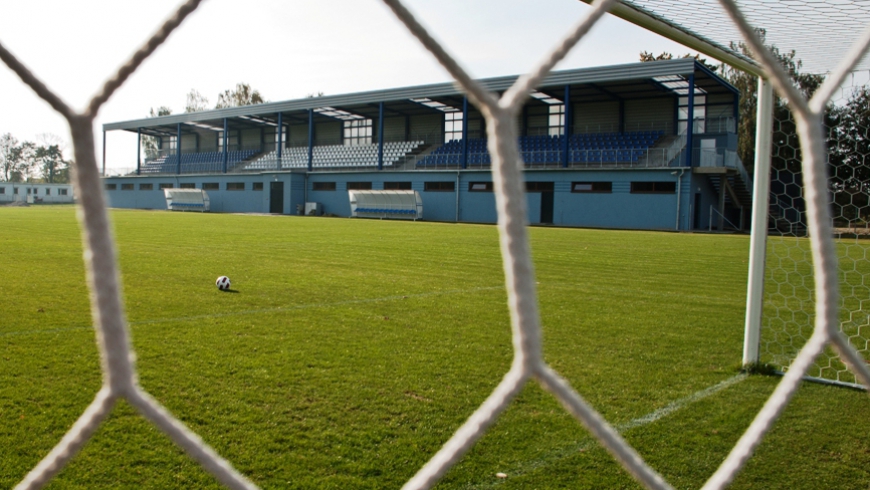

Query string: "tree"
[[185, 89, 209, 113], [15, 141, 38, 182], [716, 31, 825, 172], [639, 51, 717, 71], [1, 133, 22, 181], [215, 83, 266, 109], [142, 106, 172, 161], [35, 145, 66, 183]]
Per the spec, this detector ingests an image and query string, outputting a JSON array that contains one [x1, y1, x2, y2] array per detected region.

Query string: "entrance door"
[[270, 181, 284, 214], [693, 193, 702, 229], [541, 191, 554, 224]]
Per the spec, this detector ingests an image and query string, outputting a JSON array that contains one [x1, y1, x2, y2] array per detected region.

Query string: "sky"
[[0, 0, 703, 175]]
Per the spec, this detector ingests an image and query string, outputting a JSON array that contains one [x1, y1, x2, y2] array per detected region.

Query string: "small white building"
[[0, 182, 75, 204]]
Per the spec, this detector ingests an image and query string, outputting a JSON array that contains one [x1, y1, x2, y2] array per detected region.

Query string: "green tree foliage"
[[828, 86, 870, 221], [0, 134, 70, 183], [215, 83, 266, 109]]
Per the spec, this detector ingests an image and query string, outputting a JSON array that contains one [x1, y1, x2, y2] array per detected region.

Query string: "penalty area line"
[[470, 373, 748, 488]]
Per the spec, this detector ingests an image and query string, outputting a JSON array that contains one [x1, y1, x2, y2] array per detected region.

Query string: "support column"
[[378, 102, 384, 171], [222, 118, 228, 174], [277, 113, 283, 171], [102, 130, 107, 176], [562, 85, 571, 168], [718, 175, 726, 231], [176, 123, 182, 175], [308, 109, 314, 172], [685, 73, 695, 168], [743, 77, 774, 366], [461, 96, 468, 169], [136, 128, 141, 176]]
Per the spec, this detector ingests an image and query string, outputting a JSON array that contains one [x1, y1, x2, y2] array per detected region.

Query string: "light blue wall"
[[104, 168, 706, 231]]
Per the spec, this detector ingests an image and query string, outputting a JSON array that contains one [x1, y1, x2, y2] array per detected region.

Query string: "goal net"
[[1, 1, 869, 489]]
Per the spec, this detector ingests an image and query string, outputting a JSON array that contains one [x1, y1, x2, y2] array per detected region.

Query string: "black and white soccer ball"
[[216, 276, 231, 290]]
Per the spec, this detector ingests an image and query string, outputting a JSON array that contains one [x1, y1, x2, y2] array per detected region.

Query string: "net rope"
[[1, 1, 868, 489]]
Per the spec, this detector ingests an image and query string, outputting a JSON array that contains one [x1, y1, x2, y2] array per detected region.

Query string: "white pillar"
[[743, 77, 774, 366]]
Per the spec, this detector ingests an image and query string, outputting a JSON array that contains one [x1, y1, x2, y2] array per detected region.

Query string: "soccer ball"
[[216, 276, 231, 290]]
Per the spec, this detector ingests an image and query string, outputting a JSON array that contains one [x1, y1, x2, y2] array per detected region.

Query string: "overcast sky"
[[0, 0, 702, 174]]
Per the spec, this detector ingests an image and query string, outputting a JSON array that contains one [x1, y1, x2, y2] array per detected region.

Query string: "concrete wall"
[[104, 168, 706, 231]]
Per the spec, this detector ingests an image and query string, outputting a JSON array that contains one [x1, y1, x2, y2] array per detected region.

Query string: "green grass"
[[1, 206, 868, 489]]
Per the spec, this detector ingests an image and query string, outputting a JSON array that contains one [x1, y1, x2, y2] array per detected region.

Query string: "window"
[[525, 181, 554, 192], [343, 119, 372, 146], [139, 183, 153, 190], [631, 181, 676, 194], [226, 182, 245, 191], [121, 183, 134, 190], [548, 104, 565, 136], [0, 187, 5, 194], [384, 181, 411, 190], [313, 182, 336, 191], [347, 181, 372, 190], [59, 189, 68, 196], [572, 182, 612, 193], [444, 112, 463, 142], [202, 183, 219, 190], [468, 182, 493, 192], [679, 94, 706, 135], [27, 188, 32, 195], [159, 183, 173, 190], [180, 183, 195, 189], [424, 181, 455, 192], [13, 187, 19, 194], [253, 182, 264, 191]]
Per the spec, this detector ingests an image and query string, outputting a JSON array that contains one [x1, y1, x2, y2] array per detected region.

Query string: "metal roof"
[[104, 58, 735, 136]]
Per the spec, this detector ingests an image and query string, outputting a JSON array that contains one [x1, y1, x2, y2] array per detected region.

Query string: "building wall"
[[0, 182, 74, 203], [103, 168, 705, 231]]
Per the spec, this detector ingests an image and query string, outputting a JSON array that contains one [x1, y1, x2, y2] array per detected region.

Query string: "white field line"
[[0, 286, 505, 337], [472, 374, 748, 488]]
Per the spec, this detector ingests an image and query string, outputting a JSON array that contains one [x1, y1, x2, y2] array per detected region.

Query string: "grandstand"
[[103, 58, 748, 231]]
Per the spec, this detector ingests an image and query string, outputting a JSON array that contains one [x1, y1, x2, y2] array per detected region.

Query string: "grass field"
[[1, 206, 868, 489]]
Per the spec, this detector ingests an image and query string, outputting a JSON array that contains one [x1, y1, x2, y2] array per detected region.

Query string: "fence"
[[1, 1, 869, 489]]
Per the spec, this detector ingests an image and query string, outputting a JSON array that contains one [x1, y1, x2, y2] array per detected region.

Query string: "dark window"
[[313, 182, 336, 191], [139, 183, 153, 190], [572, 182, 612, 193], [180, 183, 195, 189], [468, 182, 493, 192], [526, 181, 554, 192], [253, 182, 264, 191], [13, 187, 19, 194], [227, 182, 245, 191], [384, 181, 411, 190], [0, 187, 5, 194], [159, 183, 173, 190], [59, 189, 68, 196], [631, 181, 676, 194], [45, 188, 51, 195], [202, 183, 219, 190], [121, 183, 134, 190], [424, 181, 455, 192], [347, 181, 372, 190], [27, 188, 32, 194]]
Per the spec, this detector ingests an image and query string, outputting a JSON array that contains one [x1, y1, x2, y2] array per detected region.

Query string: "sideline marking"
[[471, 374, 748, 488], [0, 286, 504, 337]]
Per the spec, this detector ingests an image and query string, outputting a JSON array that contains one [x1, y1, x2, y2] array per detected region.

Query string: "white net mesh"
[[762, 72, 870, 388], [1, 1, 868, 489]]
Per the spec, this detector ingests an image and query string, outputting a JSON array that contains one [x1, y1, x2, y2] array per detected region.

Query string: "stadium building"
[[102, 58, 748, 231]]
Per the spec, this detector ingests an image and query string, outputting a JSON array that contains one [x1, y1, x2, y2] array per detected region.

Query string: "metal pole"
[[136, 128, 141, 176], [461, 97, 468, 169], [102, 130, 107, 176], [743, 77, 774, 366], [222, 118, 228, 174], [562, 85, 570, 168], [308, 109, 314, 172], [176, 123, 182, 175], [378, 102, 385, 171], [685, 73, 695, 168], [277, 112, 283, 171]]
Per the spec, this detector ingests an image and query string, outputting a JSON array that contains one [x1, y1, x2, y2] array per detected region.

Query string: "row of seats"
[[142, 150, 260, 174], [418, 132, 664, 167], [245, 141, 424, 170]]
